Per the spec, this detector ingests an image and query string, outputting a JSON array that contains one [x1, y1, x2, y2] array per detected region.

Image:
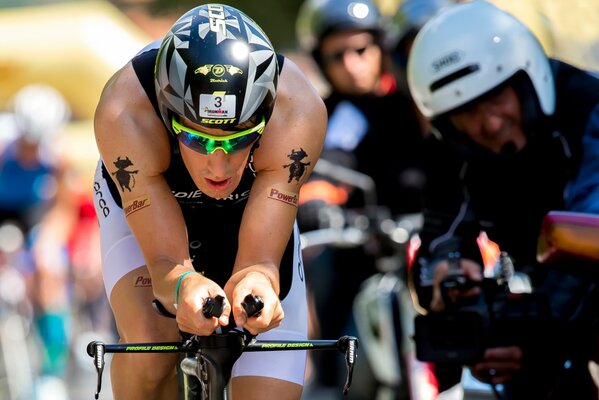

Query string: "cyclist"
[[407, 1, 599, 398], [93, 4, 326, 400]]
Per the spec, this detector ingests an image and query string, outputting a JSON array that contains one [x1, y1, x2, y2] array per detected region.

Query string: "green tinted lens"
[[172, 117, 265, 154]]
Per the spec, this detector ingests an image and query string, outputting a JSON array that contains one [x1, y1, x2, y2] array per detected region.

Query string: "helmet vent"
[[430, 64, 479, 92]]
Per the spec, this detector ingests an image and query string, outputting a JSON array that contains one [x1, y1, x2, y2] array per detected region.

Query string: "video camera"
[[413, 252, 553, 364]]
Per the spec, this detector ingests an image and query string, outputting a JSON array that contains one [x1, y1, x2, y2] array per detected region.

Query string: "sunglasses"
[[321, 43, 374, 65], [172, 116, 265, 155]]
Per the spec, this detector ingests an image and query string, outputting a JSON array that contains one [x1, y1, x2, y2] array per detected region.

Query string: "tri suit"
[[93, 42, 308, 385]]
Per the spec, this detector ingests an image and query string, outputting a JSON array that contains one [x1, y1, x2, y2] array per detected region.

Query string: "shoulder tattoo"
[[111, 156, 139, 192], [283, 148, 310, 184]]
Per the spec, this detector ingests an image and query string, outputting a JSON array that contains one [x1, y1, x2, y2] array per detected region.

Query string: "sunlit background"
[[0, 0, 598, 399], [1, 0, 598, 185]]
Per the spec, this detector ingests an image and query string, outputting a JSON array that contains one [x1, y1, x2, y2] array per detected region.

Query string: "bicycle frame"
[[87, 332, 358, 400]]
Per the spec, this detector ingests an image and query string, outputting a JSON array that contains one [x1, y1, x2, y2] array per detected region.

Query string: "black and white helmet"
[[155, 4, 278, 132]]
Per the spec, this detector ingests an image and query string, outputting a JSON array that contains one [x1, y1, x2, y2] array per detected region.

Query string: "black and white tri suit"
[[92, 42, 308, 385]]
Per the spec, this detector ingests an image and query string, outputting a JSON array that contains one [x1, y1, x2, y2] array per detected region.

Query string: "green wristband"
[[174, 271, 194, 310]]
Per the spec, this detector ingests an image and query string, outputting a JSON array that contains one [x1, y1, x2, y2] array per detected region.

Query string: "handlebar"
[[87, 333, 359, 398], [87, 295, 358, 398]]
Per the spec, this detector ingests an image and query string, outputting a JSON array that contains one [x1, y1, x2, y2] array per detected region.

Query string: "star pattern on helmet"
[[237, 14, 277, 122], [198, 7, 240, 44], [240, 50, 277, 122]]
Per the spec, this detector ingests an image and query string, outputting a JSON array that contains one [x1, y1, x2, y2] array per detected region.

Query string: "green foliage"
[[150, 0, 305, 51]]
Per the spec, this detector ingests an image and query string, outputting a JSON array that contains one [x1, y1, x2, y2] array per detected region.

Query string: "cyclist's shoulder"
[[277, 55, 324, 112], [102, 40, 160, 97], [96, 60, 160, 131], [252, 57, 326, 171], [95, 62, 169, 174]]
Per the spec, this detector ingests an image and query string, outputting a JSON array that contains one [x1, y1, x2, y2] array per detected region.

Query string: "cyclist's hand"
[[430, 257, 482, 312], [471, 346, 523, 385], [226, 271, 284, 335], [176, 273, 231, 335]]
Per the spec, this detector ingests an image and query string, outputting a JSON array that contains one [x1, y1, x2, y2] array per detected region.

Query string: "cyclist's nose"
[[206, 149, 230, 178]]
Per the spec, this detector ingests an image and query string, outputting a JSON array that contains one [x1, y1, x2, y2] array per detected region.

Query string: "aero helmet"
[[407, 1, 555, 122], [12, 84, 71, 144], [296, 0, 382, 58], [155, 4, 278, 133]]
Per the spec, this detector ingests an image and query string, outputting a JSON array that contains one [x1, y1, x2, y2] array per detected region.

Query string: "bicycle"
[[87, 294, 359, 400]]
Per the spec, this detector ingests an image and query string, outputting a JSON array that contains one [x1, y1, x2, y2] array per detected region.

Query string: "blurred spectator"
[[0, 84, 69, 232], [296, 0, 426, 396], [0, 84, 73, 387]]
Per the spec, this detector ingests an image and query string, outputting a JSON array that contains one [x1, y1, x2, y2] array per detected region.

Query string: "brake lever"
[[241, 294, 264, 317], [202, 295, 225, 318], [87, 341, 105, 399], [338, 335, 359, 395], [239, 294, 264, 340]]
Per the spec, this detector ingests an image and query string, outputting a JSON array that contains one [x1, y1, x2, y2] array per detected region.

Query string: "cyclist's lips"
[[205, 177, 232, 190]]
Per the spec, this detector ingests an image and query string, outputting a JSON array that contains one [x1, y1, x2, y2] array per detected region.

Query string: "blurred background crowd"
[[0, 0, 598, 399]]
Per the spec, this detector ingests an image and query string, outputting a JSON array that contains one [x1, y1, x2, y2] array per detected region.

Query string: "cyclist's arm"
[[225, 58, 327, 329], [94, 63, 226, 330]]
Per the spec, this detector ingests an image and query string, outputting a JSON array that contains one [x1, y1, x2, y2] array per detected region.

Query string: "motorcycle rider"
[[407, 1, 599, 398], [295, 0, 426, 395]]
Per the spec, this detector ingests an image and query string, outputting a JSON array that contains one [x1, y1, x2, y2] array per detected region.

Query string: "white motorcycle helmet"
[[407, 1, 554, 132], [12, 84, 71, 144]]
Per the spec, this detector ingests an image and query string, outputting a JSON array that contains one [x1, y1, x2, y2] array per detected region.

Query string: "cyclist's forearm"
[[148, 257, 196, 311]]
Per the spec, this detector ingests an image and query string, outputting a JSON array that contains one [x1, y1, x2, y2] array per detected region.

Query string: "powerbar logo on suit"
[[268, 188, 298, 207]]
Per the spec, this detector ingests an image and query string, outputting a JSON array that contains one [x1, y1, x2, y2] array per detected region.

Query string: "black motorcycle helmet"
[[386, 0, 455, 68], [155, 4, 279, 133], [296, 0, 383, 69]]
